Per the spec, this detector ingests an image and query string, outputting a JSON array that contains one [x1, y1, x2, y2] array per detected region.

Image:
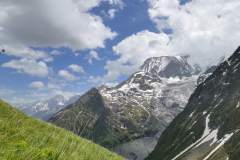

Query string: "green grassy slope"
[[0, 100, 123, 160]]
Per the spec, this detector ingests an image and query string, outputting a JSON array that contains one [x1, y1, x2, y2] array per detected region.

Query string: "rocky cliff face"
[[147, 47, 240, 160], [197, 66, 217, 85], [49, 56, 200, 160]]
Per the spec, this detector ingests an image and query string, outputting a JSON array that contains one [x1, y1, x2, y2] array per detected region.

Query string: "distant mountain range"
[[147, 47, 240, 160], [49, 55, 201, 160], [16, 95, 80, 120]]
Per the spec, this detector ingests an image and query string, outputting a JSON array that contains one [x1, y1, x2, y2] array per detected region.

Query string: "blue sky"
[[0, 0, 159, 103], [0, 0, 239, 103]]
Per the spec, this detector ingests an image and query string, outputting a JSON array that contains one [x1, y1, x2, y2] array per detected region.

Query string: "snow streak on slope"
[[171, 114, 212, 160], [203, 133, 234, 160], [171, 113, 235, 160]]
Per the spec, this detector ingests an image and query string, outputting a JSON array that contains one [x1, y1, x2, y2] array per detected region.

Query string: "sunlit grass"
[[0, 100, 123, 160]]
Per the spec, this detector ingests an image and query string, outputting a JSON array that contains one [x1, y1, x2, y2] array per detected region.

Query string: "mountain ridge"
[[146, 46, 240, 160]]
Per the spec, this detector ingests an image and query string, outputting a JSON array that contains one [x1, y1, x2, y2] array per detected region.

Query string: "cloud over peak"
[[148, 0, 240, 65], [104, 30, 171, 81], [103, 0, 240, 81]]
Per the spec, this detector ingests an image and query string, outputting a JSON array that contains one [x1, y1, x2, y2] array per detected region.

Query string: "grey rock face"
[[197, 65, 217, 85]]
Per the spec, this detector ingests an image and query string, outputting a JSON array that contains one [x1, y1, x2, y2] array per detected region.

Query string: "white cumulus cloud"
[[88, 50, 101, 64], [104, 30, 171, 81], [0, 0, 120, 78], [103, 0, 240, 81], [2, 59, 49, 77], [148, 0, 240, 66], [0, 0, 117, 50], [68, 64, 85, 74], [29, 81, 45, 89], [58, 70, 78, 81], [1, 45, 50, 60], [108, 9, 117, 19]]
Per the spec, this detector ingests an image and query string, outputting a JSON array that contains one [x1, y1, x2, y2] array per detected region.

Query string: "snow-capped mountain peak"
[[16, 94, 80, 120], [112, 56, 200, 94], [141, 56, 198, 78]]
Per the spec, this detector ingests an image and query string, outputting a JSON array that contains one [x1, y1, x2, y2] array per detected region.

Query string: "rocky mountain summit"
[[147, 47, 240, 160], [141, 56, 200, 78], [49, 56, 200, 160]]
